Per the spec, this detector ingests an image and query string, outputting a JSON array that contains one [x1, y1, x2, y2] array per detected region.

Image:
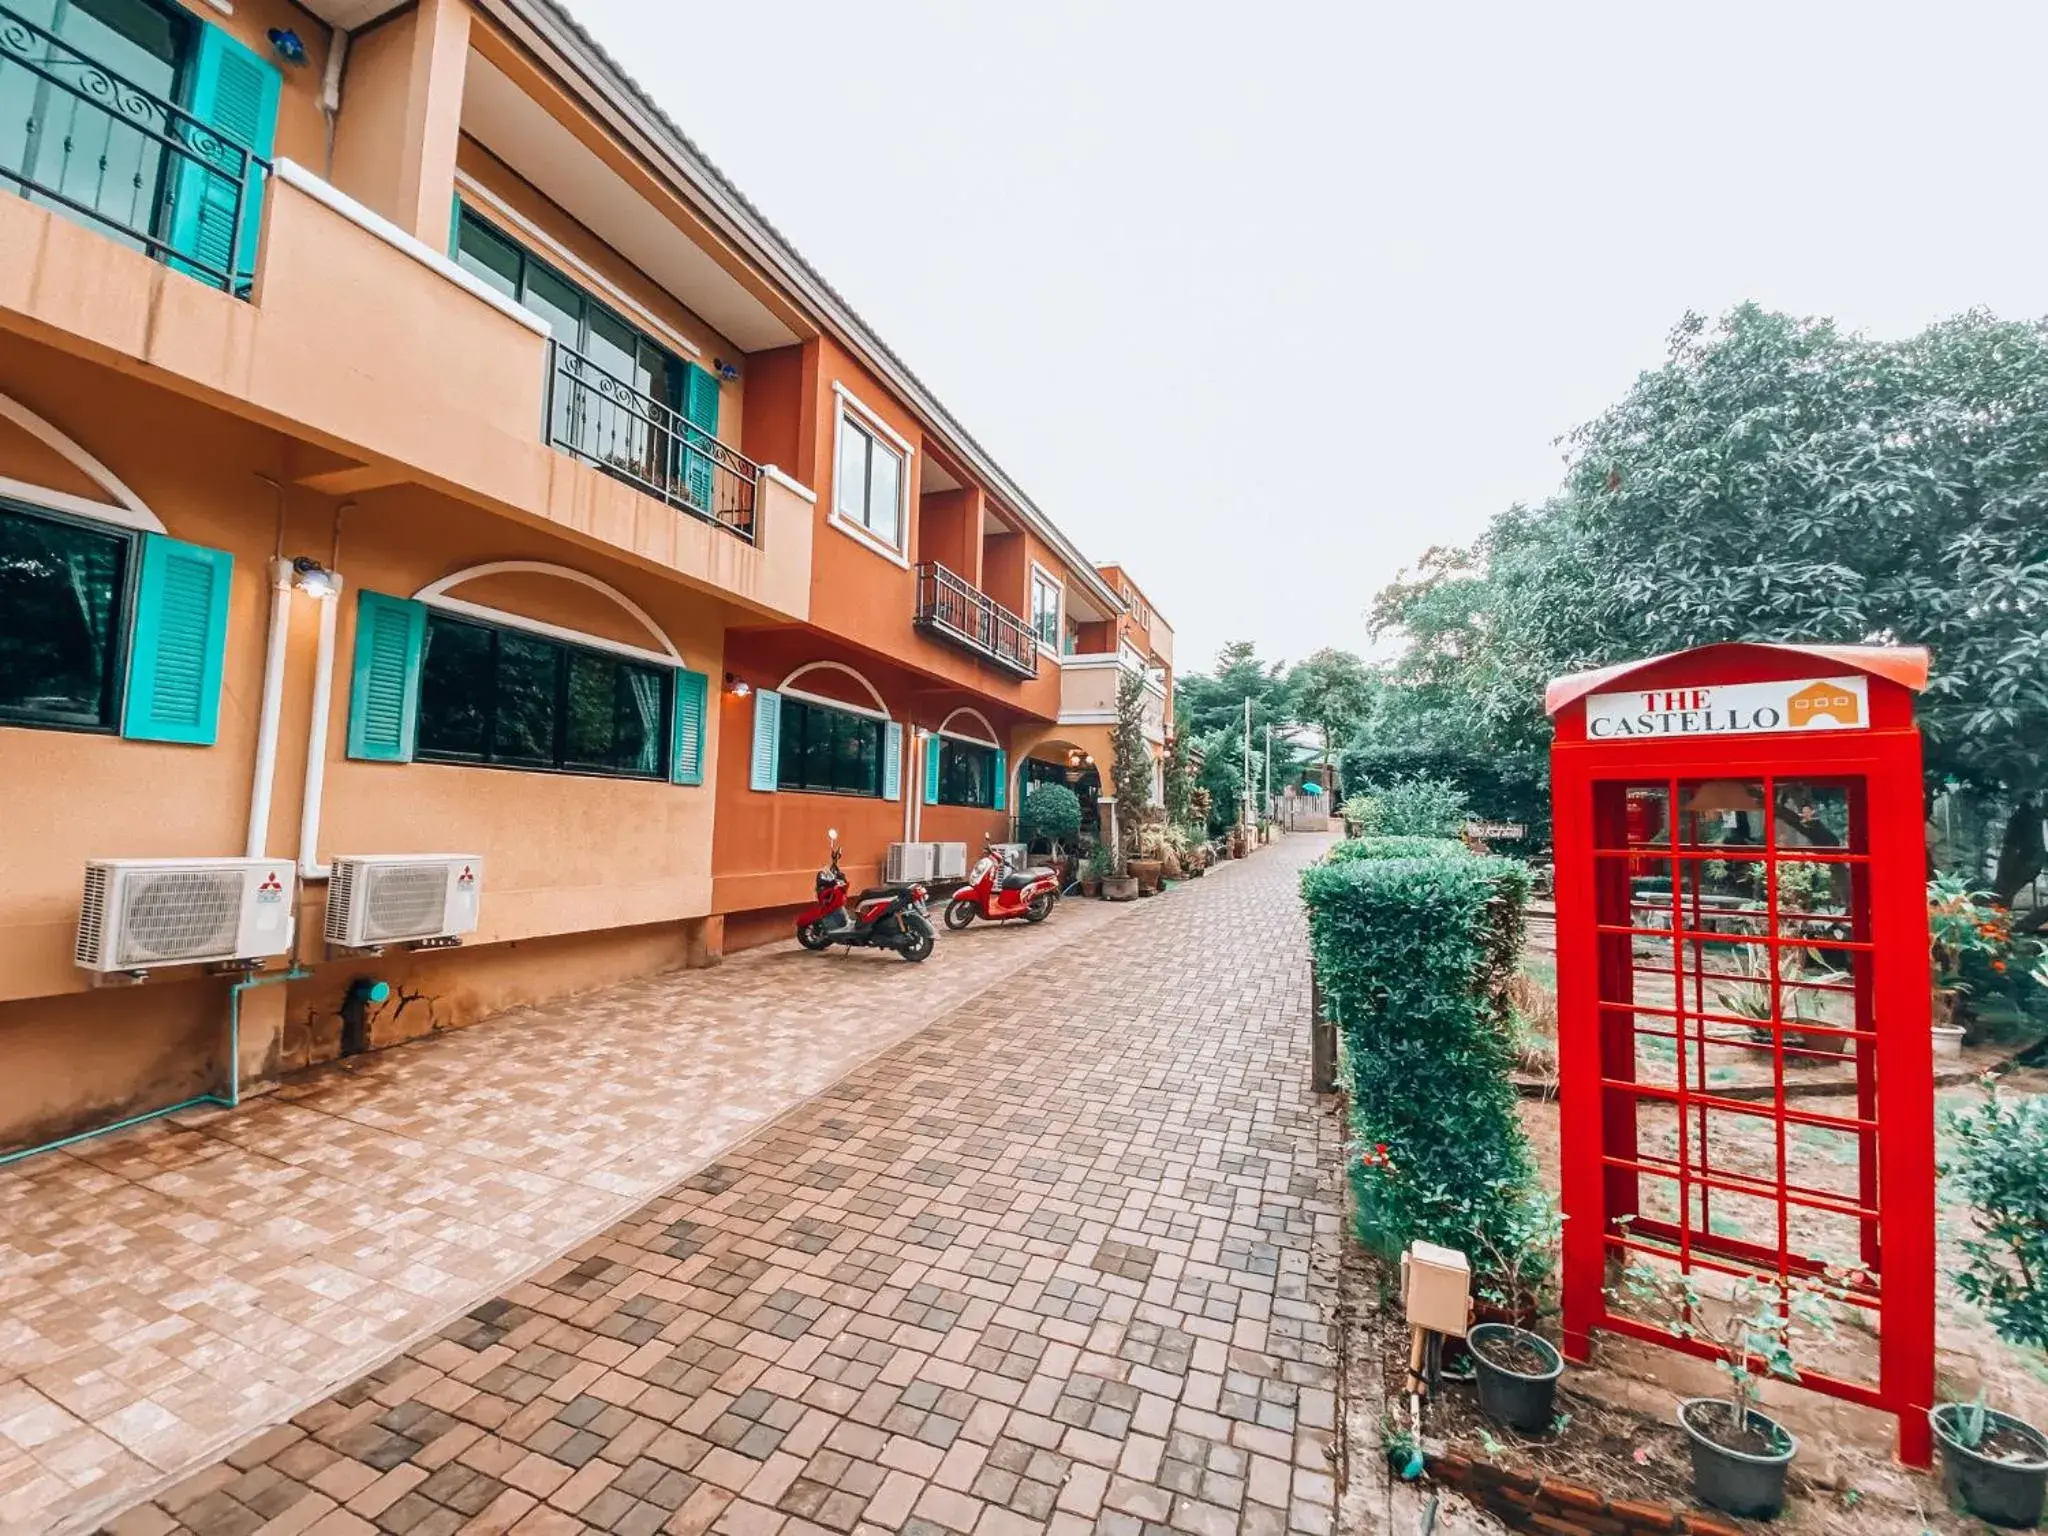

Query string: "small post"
[[1310, 960, 1337, 1094]]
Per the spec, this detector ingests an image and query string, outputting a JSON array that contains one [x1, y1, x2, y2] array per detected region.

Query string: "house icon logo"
[[1786, 681, 1860, 729]]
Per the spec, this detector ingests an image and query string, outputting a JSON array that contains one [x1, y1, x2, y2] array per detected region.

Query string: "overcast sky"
[[568, 0, 2048, 677]]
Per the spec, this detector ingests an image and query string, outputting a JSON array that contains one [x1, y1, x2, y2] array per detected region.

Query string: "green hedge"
[[1326, 836, 1469, 864], [1301, 850, 1535, 1262]]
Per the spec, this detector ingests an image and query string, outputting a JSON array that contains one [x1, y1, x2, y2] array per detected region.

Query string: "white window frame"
[[1028, 561, 1064, 657], [829, 384, 913, 567]]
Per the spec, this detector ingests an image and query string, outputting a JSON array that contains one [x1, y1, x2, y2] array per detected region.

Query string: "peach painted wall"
[[0, 342, 746, 1148]]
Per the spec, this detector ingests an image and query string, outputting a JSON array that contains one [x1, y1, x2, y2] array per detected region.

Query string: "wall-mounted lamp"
[[713, 358, 740, 382], [267, 27, 308, 64], [291, 556, 337, 598], [725, 673, 752, 698]]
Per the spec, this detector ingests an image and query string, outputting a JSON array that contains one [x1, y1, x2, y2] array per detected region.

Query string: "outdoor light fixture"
[[713, 358, 741, 382], [267, 27, 307, 64], [290, 556, 337, 598], [725, 673, 752, 698]]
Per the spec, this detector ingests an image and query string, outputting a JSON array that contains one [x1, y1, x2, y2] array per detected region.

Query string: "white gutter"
[[296, 578, 344, 879], [245, 557, 296, 858]]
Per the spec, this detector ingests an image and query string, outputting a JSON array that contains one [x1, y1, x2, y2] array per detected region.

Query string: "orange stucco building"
[[0, 0, 1174, 1152]]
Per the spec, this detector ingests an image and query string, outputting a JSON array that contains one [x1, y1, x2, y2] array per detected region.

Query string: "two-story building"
[[0, 0, 1177, 1153]]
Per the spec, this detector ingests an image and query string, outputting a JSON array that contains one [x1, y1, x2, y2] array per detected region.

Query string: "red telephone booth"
[[1547, 643, 1935, 1465]]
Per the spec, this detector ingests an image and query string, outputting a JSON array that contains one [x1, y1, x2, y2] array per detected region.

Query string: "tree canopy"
[[1369, 303, 2048, 893]]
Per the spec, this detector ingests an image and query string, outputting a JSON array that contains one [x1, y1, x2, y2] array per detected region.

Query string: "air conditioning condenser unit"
[[76, 858, 296, 974], [884, 842, 936, 884], [325, 854, 483, 948], [932, 842, 967, 881]]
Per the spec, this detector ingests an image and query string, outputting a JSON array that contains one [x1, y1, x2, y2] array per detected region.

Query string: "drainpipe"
[[245, 557, 297, 858], [901, 727, 915, 845], [0, 964, 309, 1167], [296, 576, 344, 879]]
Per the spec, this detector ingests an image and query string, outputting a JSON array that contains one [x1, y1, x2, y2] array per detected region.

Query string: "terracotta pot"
[[1080, 877, 1101, 899], [1102, 875, 1139, 902], [1130, 859, 1163, 895], [1161, 850, 1183, 880]]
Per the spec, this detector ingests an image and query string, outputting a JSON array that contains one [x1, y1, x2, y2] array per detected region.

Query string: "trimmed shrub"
[[1327, 836, 1468, 864], [1301, 850, 1535, 1263], [1018, 781, 1082, 851], [1346, 775, 1471, 839]]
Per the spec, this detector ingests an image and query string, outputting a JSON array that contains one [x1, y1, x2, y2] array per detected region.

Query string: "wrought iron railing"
[[914, 562, 1039, 678], [0, 4, 268, 294], [545, 341, 758, 543]]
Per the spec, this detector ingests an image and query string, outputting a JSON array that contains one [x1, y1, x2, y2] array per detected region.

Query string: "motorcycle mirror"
[[828, 827, 838, 841]]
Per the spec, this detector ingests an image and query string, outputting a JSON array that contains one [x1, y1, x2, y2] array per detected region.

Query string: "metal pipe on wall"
[[245, 557, 297, 858], [296, 579, 344, 879]]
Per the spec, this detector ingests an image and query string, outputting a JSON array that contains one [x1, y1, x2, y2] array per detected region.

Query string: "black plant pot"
[[1678, 1398, 1796, 1520], [1931, 1404, 2048, 1528], [1467, 1323, 1562, 1432]]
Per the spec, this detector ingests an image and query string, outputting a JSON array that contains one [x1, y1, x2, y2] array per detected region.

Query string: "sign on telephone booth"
[[1546, 643, 1935, 1465]]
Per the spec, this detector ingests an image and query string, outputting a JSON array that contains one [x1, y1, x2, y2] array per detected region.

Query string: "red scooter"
[[944, 841, 1059, 929], [795, 830, 935, 961]]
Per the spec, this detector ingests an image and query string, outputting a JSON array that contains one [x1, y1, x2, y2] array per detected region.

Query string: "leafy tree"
[[1193, 723, 1245, 835], [1177, 640, 1289, 740], [1162, 727, 1193, 829], [1110, 666, 1154, 864], [1017, 781, 1081, 855], [1287, 648, 1376, 798], [1373, 305, 2048, 900]]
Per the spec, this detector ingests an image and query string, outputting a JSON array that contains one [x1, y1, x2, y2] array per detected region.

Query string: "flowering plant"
[[1928, 874, 2016, 988]]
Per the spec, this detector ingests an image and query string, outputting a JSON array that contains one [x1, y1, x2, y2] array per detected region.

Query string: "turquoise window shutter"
[[882, 721, 903, 801], [345, 592, 426, 761], [448, 194, 463, 257], [681, 363, 721, 514], [923, 735, 941, 804], [992, 749, 1007, 811], [671, 668, 708, 785], [168, 26, 280, 290], [749, 688, 781, 791], [123, 534, 232, 744]]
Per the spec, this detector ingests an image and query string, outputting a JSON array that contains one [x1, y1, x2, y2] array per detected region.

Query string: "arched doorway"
[[1014, 736, 1106, 851]]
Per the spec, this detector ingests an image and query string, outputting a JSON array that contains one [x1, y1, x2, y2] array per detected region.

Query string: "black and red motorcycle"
[[794, 830, 936, 962]]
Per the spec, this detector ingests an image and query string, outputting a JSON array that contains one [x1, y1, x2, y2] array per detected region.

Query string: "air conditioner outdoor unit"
[[884, 842, 936, 884], [932, 842, 968, 881], [325, 854, 483, 948], [75, 858, 295, 974]]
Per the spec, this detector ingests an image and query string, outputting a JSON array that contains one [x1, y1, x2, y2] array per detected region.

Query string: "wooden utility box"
[[1401, 1240, 1471, 1338]]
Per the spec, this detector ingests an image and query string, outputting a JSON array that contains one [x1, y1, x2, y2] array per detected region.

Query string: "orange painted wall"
[[454, 138, 749, 453], [710, 629, 1020, 920], [739, 342, 815, 483]]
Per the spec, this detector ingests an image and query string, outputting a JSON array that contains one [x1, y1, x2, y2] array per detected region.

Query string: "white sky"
[[566, 0, 2048, 675]]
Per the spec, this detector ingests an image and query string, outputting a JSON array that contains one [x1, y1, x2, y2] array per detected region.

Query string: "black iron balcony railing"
[[914, 562, 1039, 678], [0, 4, 268, 295], [545, 340, 759, 543]]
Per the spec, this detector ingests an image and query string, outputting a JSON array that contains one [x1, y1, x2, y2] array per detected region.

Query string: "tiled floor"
[[96, 831, 1341, 1536], [0, 897, 1135, 1536]]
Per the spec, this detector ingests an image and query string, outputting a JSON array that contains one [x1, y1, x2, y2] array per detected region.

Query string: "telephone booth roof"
[[1545, 642, 1929, 717]]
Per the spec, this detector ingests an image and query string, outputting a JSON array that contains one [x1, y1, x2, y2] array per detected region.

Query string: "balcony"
[[0, 3, 269, 295], [914, 562, 1039, 678], [545, 340, 759, 543]]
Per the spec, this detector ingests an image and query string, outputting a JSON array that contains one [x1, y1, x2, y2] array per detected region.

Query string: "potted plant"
[[1080, 842, 1109, 899], [1928, 874, 2018, 1051], [1465, 1194, 1566, 1432], [1018, 781, 1083, 870], [1936, 1086, 2048, 1524], [1930, 1395, 2048, 1528], [1131, 824, 1165, 895], [1612, 1235, 1858, 1519]]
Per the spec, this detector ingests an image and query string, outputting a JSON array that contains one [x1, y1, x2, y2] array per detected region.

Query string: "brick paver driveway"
[[102, 834, 1342, 1536]]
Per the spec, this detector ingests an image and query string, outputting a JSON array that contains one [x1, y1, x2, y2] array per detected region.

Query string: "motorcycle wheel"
[[900, 922, 935, 963], [944, 899, 977, 931], [796, 922, 832, 951], [1024, 893, 1054, 924]]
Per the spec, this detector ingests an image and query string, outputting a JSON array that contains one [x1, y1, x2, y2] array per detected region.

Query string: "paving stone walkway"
[[97, 832, 1342, 1536]]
